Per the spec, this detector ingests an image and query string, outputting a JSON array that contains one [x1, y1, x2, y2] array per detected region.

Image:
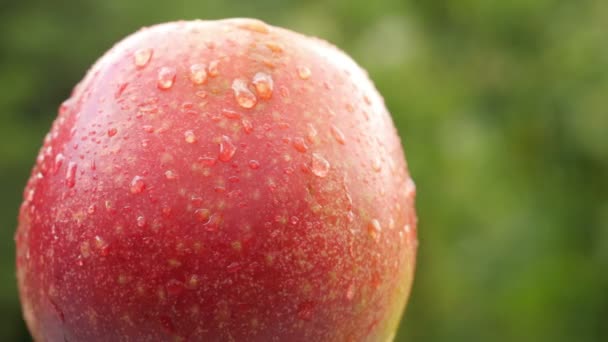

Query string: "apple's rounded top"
[[17, 17, 416, 342]]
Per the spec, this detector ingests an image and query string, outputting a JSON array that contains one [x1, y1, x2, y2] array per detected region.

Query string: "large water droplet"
[[137, 215, 146, 227], [252, 72, 273, 99], [130, 176, 146, 194], [232, 78, 257, 109], [297, 66, 311, 80], [65, 162, 77, 188], [310, 153, 330, 178], [330, 124, 346, 144], [189, 64, 207, 85], [184, 130, 197, 144], [134, 48, 153, 67], [157, 67, 176, 90], [219, 135, 237, 162]]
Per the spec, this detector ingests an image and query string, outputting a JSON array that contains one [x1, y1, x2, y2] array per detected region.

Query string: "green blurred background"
[[1, 0, 607, 341]]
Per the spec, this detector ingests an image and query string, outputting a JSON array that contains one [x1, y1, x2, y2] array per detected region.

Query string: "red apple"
[[16, 18, 417, 341]]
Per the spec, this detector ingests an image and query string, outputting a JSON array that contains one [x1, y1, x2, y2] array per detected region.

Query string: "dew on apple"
[[252, 72, 273, 99], [133, 48, 153, 68], [136, 215, 146, 227], [195, 208, 210, 222], [292, 137, 308, 153], [297, 66, 311, 80], [189, 63, 207, 85], [237, 19, 270, 34], [130, 176, 146, 194], [208, 59, 220, 77], [241, 119, 253, 133], [218, 135, 236, 162], [248, 160, 260, 169], [107, 128, 118, 137], [368, 219, 382, 241], [222, 109, 241, 119], [53, 153, 64, 173], [372, 157, 382, 172], [157, 66, 176, 89], [330, 124, 346, 144], [184, 130, 196, 144], [232, 78, 257, 109], [310, 153, 330, 178], [164, 170, 177, 180], [65, 161, 77, 188]]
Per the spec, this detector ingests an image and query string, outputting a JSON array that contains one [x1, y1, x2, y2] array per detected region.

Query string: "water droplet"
[[290, 216, 299, 225], [238, 20, 269, 34], [130, 176, 146, 194], [157, 67, 176, 90], [191, 195, 203, 207], [372, 158, 382, 172], [310, 153, 330, 178], [115, 82, 128, 99], [164, 170, 177, 180], [87, 204, 96, 214], [227, 262, 242, 273], [232, 78, 257, 109], [265, 41, 284, 53], [65, 162, 77, 188], [137, 215, 146, 227], [346, 283, 356, 300], [208, 60, 220, 77], [185, 275, 200, 290], [54, 153, 65, 174], [198, 156, 216, 167], [195, 208, 211, 223], [94, 236, 109, 256], [242, 119, 253, 134], [184, 130, 197, 144], [297, 66, 311, 80], [330, 125, 345, 144], [252, 72, 273, 99], [222, 109, 241, 119], [306, 123, 317, 142], [292, 137, 308, 153], [189, 63, 208, 85], [219, 135, 237, 162], [133, 48, 153, 67], [107, 128, 118, 137], [248, 160, 260, 169], [368, 219, 381, 241]]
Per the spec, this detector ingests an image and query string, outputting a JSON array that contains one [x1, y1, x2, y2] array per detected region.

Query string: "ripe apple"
[[15, 18, 417, 341]]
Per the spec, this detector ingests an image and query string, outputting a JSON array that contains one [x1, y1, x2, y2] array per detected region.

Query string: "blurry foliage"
[[1, 0, 607, 341]]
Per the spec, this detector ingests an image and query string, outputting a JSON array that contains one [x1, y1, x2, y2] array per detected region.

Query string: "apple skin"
[[15, 19, 417, 342]]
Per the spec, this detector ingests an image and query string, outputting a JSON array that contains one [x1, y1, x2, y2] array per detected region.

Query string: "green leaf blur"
[[1, 1, 606, 341]]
